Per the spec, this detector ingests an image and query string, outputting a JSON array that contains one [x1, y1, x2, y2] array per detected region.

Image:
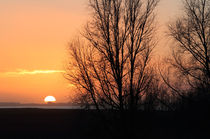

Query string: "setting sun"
[[44, 96, 56, 103]]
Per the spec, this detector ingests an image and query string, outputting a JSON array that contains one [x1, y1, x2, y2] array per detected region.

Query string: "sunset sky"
[[0, 0, 181, 103]]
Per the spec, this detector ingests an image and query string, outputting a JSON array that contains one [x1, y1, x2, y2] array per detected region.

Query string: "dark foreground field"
[[0, 109, 209, 139]]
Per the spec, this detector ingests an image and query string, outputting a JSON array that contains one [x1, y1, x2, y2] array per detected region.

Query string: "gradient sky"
[[0, 0, 181, 103]]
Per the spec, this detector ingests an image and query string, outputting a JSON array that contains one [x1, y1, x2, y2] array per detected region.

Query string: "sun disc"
[[44, 96, 56, 103]]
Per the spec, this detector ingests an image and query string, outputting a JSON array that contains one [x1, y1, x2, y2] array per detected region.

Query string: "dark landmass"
[[0, 109, 209, 139]]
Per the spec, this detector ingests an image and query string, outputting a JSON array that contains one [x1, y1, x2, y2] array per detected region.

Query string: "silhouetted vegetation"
[[65, 0, 209, 138], [0, 109, 209, 139], [160, 0, 210, 111], [66, 0, 160, 111]]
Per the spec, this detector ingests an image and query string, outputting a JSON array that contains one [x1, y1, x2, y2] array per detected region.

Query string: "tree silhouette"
[[169, 0, 209, 86], [163, 0, 210, 110], [66, 0, 159, 113]]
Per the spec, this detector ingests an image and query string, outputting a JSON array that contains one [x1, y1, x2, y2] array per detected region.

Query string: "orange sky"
[[0, 0, 181, 104]]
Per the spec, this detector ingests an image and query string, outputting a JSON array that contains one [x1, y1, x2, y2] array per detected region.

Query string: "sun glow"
[[44, 96, 56, 103]]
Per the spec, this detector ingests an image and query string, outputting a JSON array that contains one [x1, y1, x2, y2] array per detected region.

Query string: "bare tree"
[[162, 0, 210, 110], [66, 0, 159, 113], [168, 0, 210, 88]]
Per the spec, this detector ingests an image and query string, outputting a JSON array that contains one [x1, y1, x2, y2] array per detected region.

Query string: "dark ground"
[[0, 109, 209, 139]]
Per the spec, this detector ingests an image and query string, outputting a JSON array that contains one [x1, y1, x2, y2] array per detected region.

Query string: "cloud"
[[0, 69, 65, 77]]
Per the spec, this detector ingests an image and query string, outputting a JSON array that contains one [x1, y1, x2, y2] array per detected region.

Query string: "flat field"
[[0, 109, 209, 139]]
